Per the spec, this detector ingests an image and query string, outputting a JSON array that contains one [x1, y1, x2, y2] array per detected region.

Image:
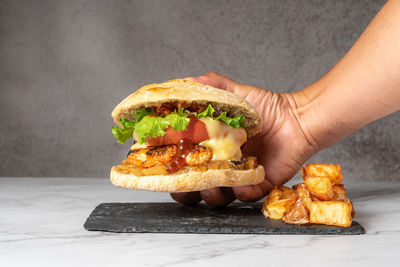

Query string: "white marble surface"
[[1, 177, 400, 267]]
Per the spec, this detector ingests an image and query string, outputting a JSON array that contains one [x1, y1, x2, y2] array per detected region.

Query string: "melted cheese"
[[130, 142, 148, 150], [199, 117, 247, 161]]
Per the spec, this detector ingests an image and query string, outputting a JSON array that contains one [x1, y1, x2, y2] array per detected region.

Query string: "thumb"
[[185, 72, 243, 94]]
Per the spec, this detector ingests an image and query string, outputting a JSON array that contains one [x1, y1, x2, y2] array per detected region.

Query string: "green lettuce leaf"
[[195, 104, 215, 118], [111, 118, 135, 144], [133, 108, 154, 122], [111, 108, 154, 144], [196, 104, 246, 128], [214, 112, 246, 129], [112, 108, 191, 144], [134, 116, 170, 143], [165, 108, 190, 131], [112, 105, 246, 144]]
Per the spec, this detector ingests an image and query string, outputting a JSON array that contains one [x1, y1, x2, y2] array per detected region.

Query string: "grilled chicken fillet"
[[127, 145, 213, 168]]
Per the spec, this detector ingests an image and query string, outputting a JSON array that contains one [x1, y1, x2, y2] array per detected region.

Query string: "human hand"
[[171, 72, 318, 207], [177, 0, 400, 206]]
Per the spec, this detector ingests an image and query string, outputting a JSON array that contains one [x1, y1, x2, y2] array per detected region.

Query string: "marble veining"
[[1, 178, 400, 267]]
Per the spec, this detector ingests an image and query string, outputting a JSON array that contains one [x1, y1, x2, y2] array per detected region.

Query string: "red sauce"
[[167, 139, 194, 173]]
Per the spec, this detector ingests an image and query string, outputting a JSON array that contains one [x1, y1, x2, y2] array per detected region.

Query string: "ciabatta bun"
[[111, 79, 262, 137], [110, 165, 265, 192]]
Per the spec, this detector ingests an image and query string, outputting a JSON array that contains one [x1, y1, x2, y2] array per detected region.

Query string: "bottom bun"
[[110, 165, 265, 192]]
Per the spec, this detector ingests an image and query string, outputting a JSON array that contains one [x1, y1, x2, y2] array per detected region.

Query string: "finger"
[[232, 184, 265, 202], [196, 72, 240, 92], [184, 76, 215, 87], [258, 178, 275, 196], [200, 187, 236, 207], [185, 72, 241, 93], [184, 75, 224, 88], [170, 192, 202, 206]]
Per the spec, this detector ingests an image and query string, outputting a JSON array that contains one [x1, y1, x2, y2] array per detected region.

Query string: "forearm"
[[293, 0, 400, 149]]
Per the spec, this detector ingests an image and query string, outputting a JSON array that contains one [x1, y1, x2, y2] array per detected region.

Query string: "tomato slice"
[[147, 117, 209, 146]]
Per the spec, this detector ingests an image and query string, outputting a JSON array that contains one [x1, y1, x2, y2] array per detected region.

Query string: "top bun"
[[111, 79, 262, 137]]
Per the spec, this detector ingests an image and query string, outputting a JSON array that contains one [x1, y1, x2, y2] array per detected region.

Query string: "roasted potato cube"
[[343, 198, 356, 218], [279, 186, 297, 199], [262, 186, 298, 219], [266, 186, 282, 204], [295, 184, 312, 212], [304, 176, 334, 200], [283, 198, 310, 225], [309, 201, 352, 227], [332, 184, 347, 200], [261, 186, 282, 217], [261, 202, 268, 217], [265, 197, 297, 220], [303, 164, 343, 184], [310, 195, 321, 201]]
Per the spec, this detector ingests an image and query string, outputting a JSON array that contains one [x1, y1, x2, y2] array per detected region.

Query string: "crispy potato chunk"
[[303, 164, 343, 184], [343, 198, 356, 218], [262, 162, 355, 228], [309, 201, 352, 227], [262, 186, 282, 217], [262, 186, 298, 220], [295, 184, 312, 212], [266, 197, 297, 220], [332, 184, 347, 200], [279, 186, 297, 199], [265, 186, 282, 204], [283, 198, 310, 225], [305, 176, 334, 200]]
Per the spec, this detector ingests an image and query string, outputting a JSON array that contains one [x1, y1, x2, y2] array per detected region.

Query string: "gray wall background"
[[1, 0, 399, 181]]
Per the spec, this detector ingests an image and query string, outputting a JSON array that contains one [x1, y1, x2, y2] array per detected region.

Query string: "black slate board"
[[84, 202, 365, 235]]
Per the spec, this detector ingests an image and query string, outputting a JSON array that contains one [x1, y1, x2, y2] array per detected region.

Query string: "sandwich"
[[110, 79, 265, 192]]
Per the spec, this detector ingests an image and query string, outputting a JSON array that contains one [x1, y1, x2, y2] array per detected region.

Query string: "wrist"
[[287, 81, 343, 151]]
